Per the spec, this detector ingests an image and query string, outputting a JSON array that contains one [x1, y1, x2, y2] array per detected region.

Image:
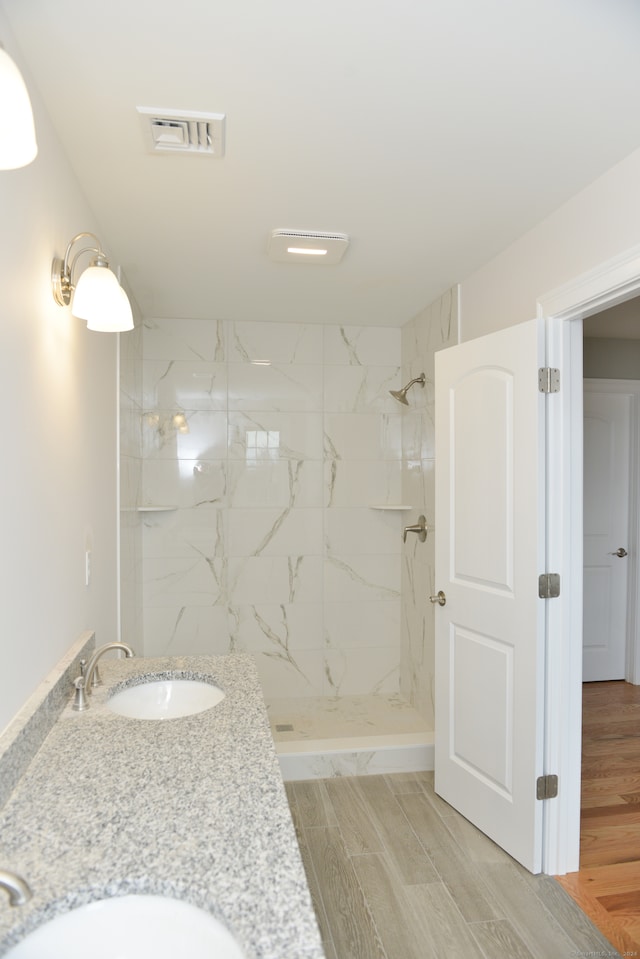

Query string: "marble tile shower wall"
[[399, 288, 458, 727], [140, 318, 404, 699]]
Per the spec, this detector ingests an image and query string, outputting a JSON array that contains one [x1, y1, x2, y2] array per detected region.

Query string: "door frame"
[[537, 241, 640, 874], [583, 378, 640, 683]]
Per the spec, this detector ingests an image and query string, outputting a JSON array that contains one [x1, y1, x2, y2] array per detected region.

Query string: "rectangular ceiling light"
[[268, 230, 349, 264]]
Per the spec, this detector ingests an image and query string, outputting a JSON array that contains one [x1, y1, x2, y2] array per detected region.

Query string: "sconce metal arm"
[[51, 232, 108, 306]]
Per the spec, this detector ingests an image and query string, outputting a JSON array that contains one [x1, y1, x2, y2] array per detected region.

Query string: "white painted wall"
[[0, 14, 119, 732], [583, 337, 640, 380], [460, 147, 640, 340]]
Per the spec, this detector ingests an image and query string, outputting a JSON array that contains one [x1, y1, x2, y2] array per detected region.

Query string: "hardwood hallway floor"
[[556, 680, 640, 956], [286, 771, 617, 959]]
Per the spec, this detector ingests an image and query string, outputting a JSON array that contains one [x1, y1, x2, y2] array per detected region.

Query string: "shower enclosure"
[[119, 291, 458, 778]]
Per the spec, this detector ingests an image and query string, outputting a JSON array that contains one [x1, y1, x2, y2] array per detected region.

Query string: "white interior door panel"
[[435, 318, 546, 873]]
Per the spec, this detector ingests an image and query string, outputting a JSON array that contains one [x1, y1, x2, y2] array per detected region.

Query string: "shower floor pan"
[[267, 693, 434, 781]]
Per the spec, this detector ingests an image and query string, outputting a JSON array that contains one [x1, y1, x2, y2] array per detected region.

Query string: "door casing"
[[536, 241, 640, 874]]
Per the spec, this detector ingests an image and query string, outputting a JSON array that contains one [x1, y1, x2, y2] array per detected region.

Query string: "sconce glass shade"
[[73, 263, 134, 332], [0, 47, 37, 170]]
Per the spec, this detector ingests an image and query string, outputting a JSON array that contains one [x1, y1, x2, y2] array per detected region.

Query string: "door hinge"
[[536, 774, 559, 800], [538, 573, 560, 599], [538, 367, 560, 393]]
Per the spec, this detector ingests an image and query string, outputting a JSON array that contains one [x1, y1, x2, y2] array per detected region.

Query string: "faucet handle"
[[72, 676, 89, 712]]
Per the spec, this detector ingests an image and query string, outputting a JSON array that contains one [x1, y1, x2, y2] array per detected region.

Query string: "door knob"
[[430, 590, 446, 606], [610, 547, 628, 558]]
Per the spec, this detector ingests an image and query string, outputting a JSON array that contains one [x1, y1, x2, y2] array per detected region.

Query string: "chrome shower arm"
[[389, 372, 426, 405]]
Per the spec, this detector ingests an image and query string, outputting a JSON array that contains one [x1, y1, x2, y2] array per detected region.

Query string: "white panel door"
[[583, 386, 631, 681], [434, 318, 546, 874]]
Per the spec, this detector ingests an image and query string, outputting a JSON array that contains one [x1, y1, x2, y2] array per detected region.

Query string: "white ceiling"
[[4, 0, 640, 327]]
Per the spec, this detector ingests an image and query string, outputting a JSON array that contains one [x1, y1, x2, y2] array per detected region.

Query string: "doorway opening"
[[582, 300, 640, 682], [555, 303, 640, 951]]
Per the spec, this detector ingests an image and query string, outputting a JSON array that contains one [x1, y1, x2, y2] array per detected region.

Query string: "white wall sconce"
[[51, 232, 134, 332], [0, 45, 38, 170]]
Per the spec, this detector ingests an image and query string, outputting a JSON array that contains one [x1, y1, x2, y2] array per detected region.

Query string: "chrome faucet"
[[72, 642, 135, 711], [0, 870, 32, 906]]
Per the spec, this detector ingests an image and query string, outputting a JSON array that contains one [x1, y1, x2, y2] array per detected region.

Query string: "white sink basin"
[[107, 679, 225, 720], [5, 895, 245, 958]]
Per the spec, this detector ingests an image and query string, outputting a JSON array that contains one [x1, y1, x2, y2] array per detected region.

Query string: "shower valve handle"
[[403, 516, 428, 543]]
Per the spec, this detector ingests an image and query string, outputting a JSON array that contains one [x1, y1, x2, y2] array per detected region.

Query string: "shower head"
[[389, 373, 426, 405]]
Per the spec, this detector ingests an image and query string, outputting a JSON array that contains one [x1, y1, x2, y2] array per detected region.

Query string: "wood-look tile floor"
[[556, 680, 640, 957], [286, 772, 619, 959]]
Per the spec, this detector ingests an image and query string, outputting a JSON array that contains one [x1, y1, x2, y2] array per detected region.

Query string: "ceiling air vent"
[[137, 107, 225, 157]]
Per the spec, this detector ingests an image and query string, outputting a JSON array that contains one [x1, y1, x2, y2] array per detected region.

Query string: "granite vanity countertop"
[[0, 653, 325, 959]]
